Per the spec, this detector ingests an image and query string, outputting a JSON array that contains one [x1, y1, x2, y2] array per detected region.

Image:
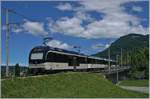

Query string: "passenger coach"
[[29, 46, 116, 73]]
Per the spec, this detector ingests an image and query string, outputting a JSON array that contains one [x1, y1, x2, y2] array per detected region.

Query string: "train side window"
[[47, 52, 69, 63], [46, 52, 54, 62], [79, 57, 87, 64]]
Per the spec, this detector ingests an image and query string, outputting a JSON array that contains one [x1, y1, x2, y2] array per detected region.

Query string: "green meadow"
[[1, 72, 148, 98]]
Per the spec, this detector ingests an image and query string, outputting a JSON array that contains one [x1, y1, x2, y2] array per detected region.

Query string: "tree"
[[128, 47, 149, 79], [15, 63, 20, 76]]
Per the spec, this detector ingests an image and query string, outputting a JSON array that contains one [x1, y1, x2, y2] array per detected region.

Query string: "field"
[[119, 79, 149, 87], [1, 72, 148, 98]]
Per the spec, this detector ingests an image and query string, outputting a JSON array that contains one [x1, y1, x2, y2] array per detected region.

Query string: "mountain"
[[93, 33, 149, 59]]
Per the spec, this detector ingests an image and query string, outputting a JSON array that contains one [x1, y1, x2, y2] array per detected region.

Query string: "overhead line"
[[2, 7, 41, 22]]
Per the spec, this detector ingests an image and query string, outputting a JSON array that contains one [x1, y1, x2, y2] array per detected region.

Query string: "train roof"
[[32, 45, 116, 62], [88, 56, 116, 62], [32, 45, 86, 55]]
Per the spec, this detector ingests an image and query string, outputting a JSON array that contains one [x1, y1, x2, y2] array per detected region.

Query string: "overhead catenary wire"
[[2, 7, 44, 34], [2, 6, 52, 38], [2, 7, 40, 22]]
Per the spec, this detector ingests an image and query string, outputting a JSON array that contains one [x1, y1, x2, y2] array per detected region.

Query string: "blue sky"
[[1, 1, 149, 66]]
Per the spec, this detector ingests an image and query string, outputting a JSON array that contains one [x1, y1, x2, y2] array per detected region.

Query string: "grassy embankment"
[[119, 79, 149, 87], [1, 72, 149, 98]]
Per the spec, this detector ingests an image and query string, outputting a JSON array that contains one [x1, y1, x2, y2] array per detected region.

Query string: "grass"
[[1, 72, 149, 98], [119, 79, 149, 87]]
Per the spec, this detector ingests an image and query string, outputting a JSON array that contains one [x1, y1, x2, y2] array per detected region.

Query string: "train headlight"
[[45, 65, 51, 70]]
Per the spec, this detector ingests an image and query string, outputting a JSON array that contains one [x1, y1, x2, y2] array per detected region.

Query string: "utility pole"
[[108, 48, 110, 73], [126, 51, 128, 66], [120, 48, 123, 67], [116, 55, 119, 83], [5, 9, 9, 77]]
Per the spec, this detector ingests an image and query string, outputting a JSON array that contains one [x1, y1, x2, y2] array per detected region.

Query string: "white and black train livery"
[[29, 46, 116, 73]]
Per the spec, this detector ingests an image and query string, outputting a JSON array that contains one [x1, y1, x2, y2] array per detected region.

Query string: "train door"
[[73, 57, 78, 71], [68, 56, 79, 71]]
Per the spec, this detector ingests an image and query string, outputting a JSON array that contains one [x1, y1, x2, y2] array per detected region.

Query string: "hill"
[[93, 33, 149, 59], [1, 72, 148, 98]]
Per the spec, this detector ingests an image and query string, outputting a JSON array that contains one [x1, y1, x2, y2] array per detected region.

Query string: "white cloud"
[[9, 20, 48, 36], [23, 20, 48, 36], [105, 44, 110, 49], [9, 1, 148, 39], [56, 3, 73, 11], [49, 0, 148, 39], [12, 28, 23, 33], [132, 6, 143, 12], [75, 11, 94, 22], [2, 24, 24, 34], [46, 39, 71, 49], [10, 24, 24, 33], [48, 17, 84, 37], [92, 43, 105, 49], [92, 43, 110, 50]]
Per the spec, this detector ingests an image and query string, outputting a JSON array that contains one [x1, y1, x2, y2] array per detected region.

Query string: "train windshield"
[[31, 53, 43, 60]]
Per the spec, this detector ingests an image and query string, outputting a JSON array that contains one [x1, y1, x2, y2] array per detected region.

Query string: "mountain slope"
[[93, 33, 149, 59]]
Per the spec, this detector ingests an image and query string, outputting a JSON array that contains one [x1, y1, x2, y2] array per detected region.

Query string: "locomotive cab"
[[29, 46, 47, 64], [29, 46, 50, 74]]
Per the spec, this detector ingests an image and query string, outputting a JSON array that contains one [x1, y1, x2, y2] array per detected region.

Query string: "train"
[[29, 46, 116, 74]]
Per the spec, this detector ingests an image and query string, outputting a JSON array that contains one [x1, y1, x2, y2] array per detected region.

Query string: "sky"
[[1, 0, 149, 66]]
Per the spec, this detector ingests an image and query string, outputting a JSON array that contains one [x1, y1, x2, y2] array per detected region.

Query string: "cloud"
[[49, 0, 148, 39], [22, 20, 48, 36], [10, 20, 48, 36], [12, 27, 23, 33], [92, 43, 105, 49], [92, 43, 110, 50], [2, 24, 24, 34], [46, 39, 71, 49], [10, 24, 24, 33], [132, 6, 143, 12], [75, 11, 95, 22], [56, 3, 73, 11], [48, 17, 84, 37], [105, 44, 110, 48], [8, 1, 148, 39]]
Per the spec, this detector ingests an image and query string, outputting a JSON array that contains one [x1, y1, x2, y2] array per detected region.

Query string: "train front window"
[[31, 53, 43, 60]]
